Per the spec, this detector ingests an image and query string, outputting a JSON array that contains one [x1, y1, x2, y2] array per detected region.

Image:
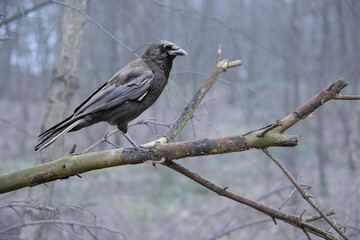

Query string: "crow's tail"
[[34, 117, 85, 152]]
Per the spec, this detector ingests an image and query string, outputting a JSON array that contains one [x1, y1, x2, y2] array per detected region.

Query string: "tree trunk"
[[19, 0, 87, 239]]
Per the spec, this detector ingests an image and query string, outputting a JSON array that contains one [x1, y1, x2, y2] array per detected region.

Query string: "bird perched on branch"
[[35, 40, 187, 151]]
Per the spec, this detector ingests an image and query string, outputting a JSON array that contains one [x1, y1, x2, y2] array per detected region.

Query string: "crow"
[[35, 40, 187, 151]]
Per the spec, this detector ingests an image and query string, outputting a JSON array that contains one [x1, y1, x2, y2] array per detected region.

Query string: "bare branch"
[[275, 78, 349, 133], [278, 187, 297, 210], [262, 148, 349, 240], [209, 218, 270, 240], [0, 130, 299, 194], [334, 95, 360, 100], [51, 0, 139, 57], [0, 219, 126, 239], [82, 119, 173, 153], [304, 210, 336, 222], [0, 35, 13, 41], [162, 160, 338, 240], [0, 0, 51, 27], [164, 59, 242, 140]]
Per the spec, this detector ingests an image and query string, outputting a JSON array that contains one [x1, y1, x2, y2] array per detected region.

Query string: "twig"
[[278, 187, 297, 210], [69, 144, 77, 155], [0, 219, 126, 239], [208, 218, 270, 240], [262, 148, 349, 240], [82, 129, 118, 154], [258, 120, 281, 137], [0, 117, 35, 136], [0, 0, 51, 27], [303, 229, 313, 240], [304, 210, 336, 222], [83, 119, 172, 153], [51, 0, 139, 57], [0, 35, 13, 41], [334, 95, 360, 100], [129, 119, 172, 128], [217, 44, 221, 61]]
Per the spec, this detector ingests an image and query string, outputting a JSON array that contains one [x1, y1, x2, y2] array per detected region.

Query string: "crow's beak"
[[168, 46, 188, 56]]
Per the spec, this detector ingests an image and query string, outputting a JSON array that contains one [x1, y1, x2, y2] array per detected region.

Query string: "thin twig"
[[262, 148, 349, 240], [82, 129, 118, 154], [0, 0, 51, 27], [304, 210, 336, 222], [51, 0, 139, 57], [0, 219, 127, 239], [83, 119, 172, 153], [208, 218, 270, 240], [278, 187, 297, 210], [258, 120, 281, 137], [0, 35, 13, 41], [334, 95, 360, 100], [303, 228, 313, 240]]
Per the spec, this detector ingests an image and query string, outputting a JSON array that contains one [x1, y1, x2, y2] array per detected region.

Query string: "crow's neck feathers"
[[142, 53, 174, 79]]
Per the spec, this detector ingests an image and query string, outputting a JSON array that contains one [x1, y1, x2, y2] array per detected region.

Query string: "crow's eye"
[[162, 44, 172, 50]]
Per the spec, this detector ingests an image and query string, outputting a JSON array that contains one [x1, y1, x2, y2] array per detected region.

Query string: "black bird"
[[35, 40, 187, 151]]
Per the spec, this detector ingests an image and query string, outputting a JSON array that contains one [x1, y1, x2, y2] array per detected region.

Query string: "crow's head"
[[143, 40, 187, 62]]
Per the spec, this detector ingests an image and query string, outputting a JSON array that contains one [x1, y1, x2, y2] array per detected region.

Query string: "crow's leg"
[[117, 123, 145, 149], [120, 131, 140, 148]]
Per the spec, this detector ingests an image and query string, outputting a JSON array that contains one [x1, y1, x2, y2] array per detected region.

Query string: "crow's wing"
[[74, 69, 154, 117]]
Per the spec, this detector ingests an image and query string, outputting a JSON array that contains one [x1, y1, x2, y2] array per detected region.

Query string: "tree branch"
[[334, 95, 360, 100], [163, 160, 338, 240], [164, 59, 242, 140], [51, 0, 139, 57], [0, 0, 51, 27], [276, 78, 349, 133], [0, 219, 126, 239], [262, 148, 349, 240], [0, 130, 298, 194]]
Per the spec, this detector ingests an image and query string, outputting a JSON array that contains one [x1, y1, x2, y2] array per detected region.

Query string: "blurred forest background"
[[0, 0, 360, 239]]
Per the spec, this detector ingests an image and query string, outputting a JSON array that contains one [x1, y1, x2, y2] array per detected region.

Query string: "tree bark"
[[19, 0, 87, 239]]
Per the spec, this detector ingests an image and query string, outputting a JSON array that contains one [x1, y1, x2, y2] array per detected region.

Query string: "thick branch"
[[0, 132, 298, 194]]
